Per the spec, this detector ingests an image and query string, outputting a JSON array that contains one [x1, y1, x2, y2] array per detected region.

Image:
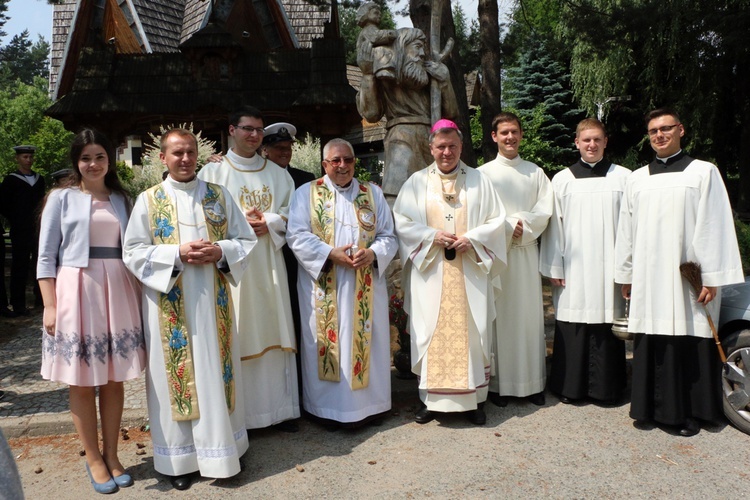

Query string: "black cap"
[[13, 145, 36, 155]]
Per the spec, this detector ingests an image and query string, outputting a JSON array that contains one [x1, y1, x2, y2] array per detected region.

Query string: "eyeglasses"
[[647, 124, 680, 136], [324, 157, 356, 166], [234, 125, 265, 135]]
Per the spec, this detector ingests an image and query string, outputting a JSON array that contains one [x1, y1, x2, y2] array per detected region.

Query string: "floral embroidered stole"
[[146, 183, 235, 421], [310, 179, 376, 390]]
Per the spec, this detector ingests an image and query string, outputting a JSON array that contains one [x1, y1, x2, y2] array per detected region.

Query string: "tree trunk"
[[478, 0, 501, 163], [410, 0, 476, 166]]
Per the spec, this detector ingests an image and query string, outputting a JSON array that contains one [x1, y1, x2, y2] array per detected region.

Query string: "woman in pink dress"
[[37, 129, 145, 494]]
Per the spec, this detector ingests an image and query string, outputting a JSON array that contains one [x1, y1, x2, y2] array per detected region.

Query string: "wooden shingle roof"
[[131, 0, 186, 52]]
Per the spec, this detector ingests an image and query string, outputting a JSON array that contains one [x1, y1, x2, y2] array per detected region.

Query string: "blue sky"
[[1, 0, 53, 44]]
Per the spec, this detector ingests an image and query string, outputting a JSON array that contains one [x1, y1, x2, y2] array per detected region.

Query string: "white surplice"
[[478, 155, 553, 396], [123, 176, 255, 478], [394, 163, 507, 411], [286, 176, 397, 423], [614, 159, 744, 337], [540, 163, 631, 323], [199, 150, 300, 428]]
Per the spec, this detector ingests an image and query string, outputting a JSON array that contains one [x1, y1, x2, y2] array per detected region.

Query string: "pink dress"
[[41, 200, 146, 386]]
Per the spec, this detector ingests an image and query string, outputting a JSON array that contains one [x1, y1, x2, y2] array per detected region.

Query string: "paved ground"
[[3, 300, 750, 498]]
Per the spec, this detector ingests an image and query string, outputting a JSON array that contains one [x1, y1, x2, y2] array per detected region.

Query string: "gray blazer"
[[37, 188, 130, 279]]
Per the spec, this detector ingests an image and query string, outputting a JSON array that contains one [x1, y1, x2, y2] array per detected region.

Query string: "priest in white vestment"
[[394, 119, 507, 425], [540, 118, 629, 405], [124, 129, 255, 490], [615, 108, 744, 437], [287, 138, 397, 428], [477, 112, 552, 408], [198, 106, 300, 432]]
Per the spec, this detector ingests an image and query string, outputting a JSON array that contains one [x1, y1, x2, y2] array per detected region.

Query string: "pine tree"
[[0, 30, 50, 87], [503, 36, 583, 169]]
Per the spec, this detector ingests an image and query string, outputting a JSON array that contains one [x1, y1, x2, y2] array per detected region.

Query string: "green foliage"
[[123, 163, 164, 200], [116, 160, 133, 183], [469, 107, 484, 164], [291, 133, 322, 177], [503, 36, 583, 168], [453, 4, 481, 72], [340, 1, 397, 66], [0, 78, 70, 182], [0, 31, 49, 86], [29, 117, 74, 178], [735, 218, 750, 276], [514, 104, 567, 172]]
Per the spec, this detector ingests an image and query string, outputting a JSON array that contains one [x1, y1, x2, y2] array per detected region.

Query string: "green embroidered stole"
[[145, 182, 235, 421], [310, 178, 377, 390]]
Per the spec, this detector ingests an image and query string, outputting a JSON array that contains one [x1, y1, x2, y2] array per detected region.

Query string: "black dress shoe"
[[527, 392, 545, 406], [272, 419, 300, 433], [679, 418, 700, 437], [558, 395, 573, 404], [466, 404, 486, 425], [0, 306, 12, 317], [169, 473, 195, 490], [488, 392, 509, 407], [414, 406, 434, 424], [632, 419, 654, 430]]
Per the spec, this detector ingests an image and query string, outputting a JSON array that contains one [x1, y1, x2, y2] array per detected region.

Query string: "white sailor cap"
[[263, 122, 297, 146]]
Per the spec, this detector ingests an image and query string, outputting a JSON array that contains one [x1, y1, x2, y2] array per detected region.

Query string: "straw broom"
[[679, 261, 726, 362]]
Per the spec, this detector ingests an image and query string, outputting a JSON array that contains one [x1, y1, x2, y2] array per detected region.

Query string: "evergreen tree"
[[503, 36, 583, 169], [452, 4, 480, 72], [0, 30, 50, 86]]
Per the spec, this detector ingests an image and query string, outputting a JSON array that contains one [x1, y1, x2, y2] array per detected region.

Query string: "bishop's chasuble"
[[287, 175, 397, 423], [123, 176, 255, 478], [394, 162, 507, 412], [199, 150, 300, 429]]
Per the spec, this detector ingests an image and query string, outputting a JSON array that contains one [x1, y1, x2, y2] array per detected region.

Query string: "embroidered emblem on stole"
[[310, 179, 376, 389], [146, 183, 235, 421]]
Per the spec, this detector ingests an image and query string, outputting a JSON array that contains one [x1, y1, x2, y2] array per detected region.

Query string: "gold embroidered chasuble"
[[145, 183, 235, 421], [425, 167, 471, 391], [310, 178, 377, 390]]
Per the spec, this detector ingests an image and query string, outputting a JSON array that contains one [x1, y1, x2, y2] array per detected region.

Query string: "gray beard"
[[400, 59, 430, 89]]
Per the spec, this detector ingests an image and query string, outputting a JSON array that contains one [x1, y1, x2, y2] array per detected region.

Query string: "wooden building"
[[46, 0, 360, 158]]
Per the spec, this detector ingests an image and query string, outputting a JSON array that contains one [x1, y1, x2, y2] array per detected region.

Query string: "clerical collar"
[[656, 149, 683, 164], [570, 158, 612, 179], [166, 174, 198, 189], [226, 149, 265, 172], [648, 150, 693, 175]]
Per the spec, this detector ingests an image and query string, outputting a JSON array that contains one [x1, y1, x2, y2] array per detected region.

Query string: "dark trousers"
[[9, 232, 40, 311]]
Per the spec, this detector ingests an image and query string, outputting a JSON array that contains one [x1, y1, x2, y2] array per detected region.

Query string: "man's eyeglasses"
[[234, 125, 265, 135], [647, 124, 680, 136], [324, 157, 356, 167]]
